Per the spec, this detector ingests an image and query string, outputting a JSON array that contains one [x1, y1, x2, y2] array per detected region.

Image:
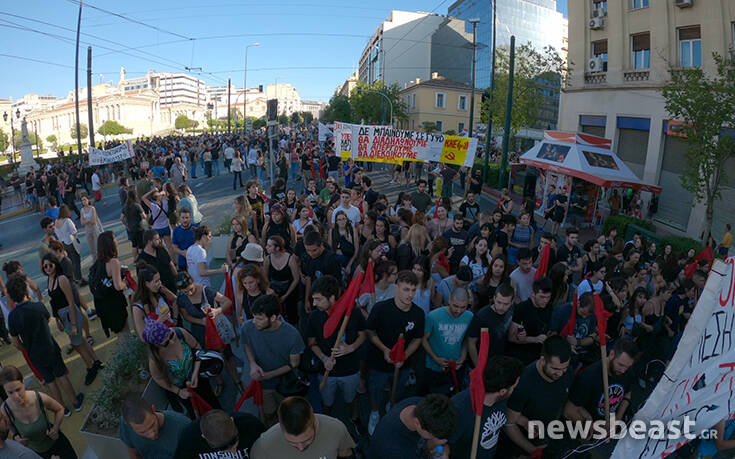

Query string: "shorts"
[[129, 230, 144, 249], [262, 388, 285, 417], [36, 351, 69, 384], [320, 372, 360, 407], [38, 196, 48, 208], [59, 305, 84, 346], [368, 368, 411, 406], [155, 226, 171, 237], [93, 190, 103, 202]]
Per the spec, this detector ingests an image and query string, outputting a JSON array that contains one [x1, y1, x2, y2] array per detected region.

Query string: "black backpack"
[[88, 261, 104, 299]]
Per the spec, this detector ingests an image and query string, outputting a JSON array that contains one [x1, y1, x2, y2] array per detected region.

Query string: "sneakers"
[[368, 410, 380, 436], [64, 408, 71, 417], [87, 309, 98, 320], [84, 365, 100, 386], [73, 393, 85, 411], [65, 345, 74, 356], [353, 417, 367, 438]]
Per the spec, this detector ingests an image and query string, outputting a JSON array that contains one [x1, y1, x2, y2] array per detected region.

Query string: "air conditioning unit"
[[675, 0, 693, 8], [589, 17, 604, 30], [587, 56, 604, 73]]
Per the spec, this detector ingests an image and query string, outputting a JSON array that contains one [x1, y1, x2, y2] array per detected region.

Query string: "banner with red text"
[[612, 257, 735, 458], [334, 122, 479, 167]]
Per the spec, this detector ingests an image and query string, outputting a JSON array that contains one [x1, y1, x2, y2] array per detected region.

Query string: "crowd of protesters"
[[0, 123, 732, 459]]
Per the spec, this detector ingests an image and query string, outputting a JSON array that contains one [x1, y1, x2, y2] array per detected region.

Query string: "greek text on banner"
[[89, 140, 135, 166]]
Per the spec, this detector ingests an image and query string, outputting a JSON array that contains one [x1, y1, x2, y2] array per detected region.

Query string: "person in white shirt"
[[247, 147, 259, 178], [91, 167, 105, 205], [186, 225, 228, 288], [224, 145, 235, 171], [230, 151, 244, 190], [576, 261, 605, 298], [330, 188, 361, 226]]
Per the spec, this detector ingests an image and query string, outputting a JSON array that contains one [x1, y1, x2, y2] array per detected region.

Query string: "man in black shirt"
[[366, 270, 425, 435], [507, 277, 553, 364], [174, 409, 265, 459], [306, 276, 366, 424], [136, 229, 178, 293], [503, 336, 573, 457], [450, 356, 524, 459], [459, 192, 481, 229], [302, 232, 343, 315], [556, 227, 583, 281], [442, 215, 469, 274], [468, 283, 516, 363], [362, 176, 379, 209], [34, 174, 48, 212]]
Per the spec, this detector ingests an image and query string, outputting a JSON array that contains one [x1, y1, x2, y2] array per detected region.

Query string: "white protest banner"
[[318, 122, 333, 142], [336, 123, 479, 167], [612, 257, 735, 458], [89, 140, 135, 166]]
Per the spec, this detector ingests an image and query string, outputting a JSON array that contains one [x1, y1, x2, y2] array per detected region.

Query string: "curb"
[[0, 182, 119, 222]]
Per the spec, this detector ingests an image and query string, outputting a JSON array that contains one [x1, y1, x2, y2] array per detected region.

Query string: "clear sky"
[[0, 0, 568, 103]]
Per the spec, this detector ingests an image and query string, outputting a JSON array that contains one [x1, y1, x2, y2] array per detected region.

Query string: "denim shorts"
[[155, 226, 171, 237]]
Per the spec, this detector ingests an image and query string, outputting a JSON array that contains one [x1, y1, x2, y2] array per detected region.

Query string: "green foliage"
[[278, 114, 289, 125], [252, 118, 266, 130], [322, 94, 352, 123], [70, 123, 88, 140], [97, 120, 133, 136], [350, 81, 406, 125], [0, 129, 8, 153], [481, 43, 567, 139], [175, 115, 195, 130], [46, 134, 57, 144], [12, 131, 42, 150], [213, 212, 233, 236], [301, 111, 314, 124], [601, 215, 656, 237], [290, 111, 303, 125], [422, 121, 438, 133], [444, 129, 457, 135], [661, 53, 735, 239], [658, 236, 703, 258], [229, 108, 242, 124], [472, 158, 500, 188]]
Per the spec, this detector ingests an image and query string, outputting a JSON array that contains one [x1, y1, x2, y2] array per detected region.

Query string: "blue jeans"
[[369, 368, 411, 410], [212, 159, 220, 176], [190, 162, 197, 178], [290, 161, 299, 180]]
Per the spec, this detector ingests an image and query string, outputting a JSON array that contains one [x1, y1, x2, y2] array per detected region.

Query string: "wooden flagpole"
[[601, 345, 611, 436], [469, 327, 488, 459], [320, 312, 351, 390]]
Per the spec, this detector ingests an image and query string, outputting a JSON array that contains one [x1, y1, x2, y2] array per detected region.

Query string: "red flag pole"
[[470, 327, 488, 459], [320, 312, 351, 390], [390, 333, 404, 406]]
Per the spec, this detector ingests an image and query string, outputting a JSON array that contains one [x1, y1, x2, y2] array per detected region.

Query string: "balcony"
[[623, 69, 650, 82], [584, 72, 607, 84]]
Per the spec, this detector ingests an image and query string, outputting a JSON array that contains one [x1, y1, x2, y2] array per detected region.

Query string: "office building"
[[123, 69, 206, 107]]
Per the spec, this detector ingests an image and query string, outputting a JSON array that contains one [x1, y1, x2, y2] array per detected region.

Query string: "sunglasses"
[[160, 332, 175, 348]]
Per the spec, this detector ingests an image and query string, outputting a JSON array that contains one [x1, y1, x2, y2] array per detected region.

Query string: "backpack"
[[88, 261, 104, 299]]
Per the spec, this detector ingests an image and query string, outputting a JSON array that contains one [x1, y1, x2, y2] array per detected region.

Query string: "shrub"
[[658, 236, 703, 258], [213, 212, 233, 236], [472, 157, 500, 189], [602, 215, 655, 237]]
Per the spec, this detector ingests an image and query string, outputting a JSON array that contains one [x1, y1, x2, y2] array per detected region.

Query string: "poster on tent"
[[534, 171, 571, 218], [88, 140, 135, 166], [318, 122, 333, 142], [612, 257, 735, 458]]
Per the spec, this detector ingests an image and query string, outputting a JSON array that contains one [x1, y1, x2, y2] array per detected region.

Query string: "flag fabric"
[[437, 253, 451, 273], [593, 293, 612, 346], [534, 244, 551, 280], [469, 329, 490, 416], [696, 246, 714, 263], [234, 380, 263, 411], [187, 387, 213, 417], [448, 361, 459, 391], [559, 293, 578, 338], [358, 260, 375, 297], [389, 335, 407, 363], [124, 269, 137, 291], [433, 199, 440, 218], [223, 272, 235, 316], [323, 272, 364, 338], [205, 314, 226, 351]]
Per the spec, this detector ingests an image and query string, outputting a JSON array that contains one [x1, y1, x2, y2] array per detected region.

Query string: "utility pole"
[[74, 0, 83, 159], [483, 0, 497, 183], [227, 77, 231, 134], [468, 18, 480, 138], [87, 46, 95, 148], [498, 35, 515, 190]]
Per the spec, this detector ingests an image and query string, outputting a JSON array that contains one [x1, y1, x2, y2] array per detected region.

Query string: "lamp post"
[[3, 109, 20, 164], [33, 121, 40, 157], [244, 42, 260, 133], [274, 76, 285, 118], [468, 18, 480, 138], [356, 87, 393, 126]]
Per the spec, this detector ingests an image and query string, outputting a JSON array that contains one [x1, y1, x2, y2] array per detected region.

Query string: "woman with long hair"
[[131, 263, 179, 340], [226, 215, 254, 267], [121, 189, 147, 257], [292, 204, 313, 240], [236, 264, 274, 325], [476, 255, 509, 310], [164, 182, 180, 228], [177, 184, 203, 226], [284, 188, 299, 220], [411, 255, 440, 315], [143, 320, 220, 419], [331, 210, 359, 271], [262, 203, 296, 250], [374, 217, 397, 258], [263, 236, 300, 325], [429, 236, 451, 285], [79, 194, 102, 260], [396, 223, 429, 271], [232, 194, 252, 221], [0, 366, 77, 459], [142, 187, 173, 256], [54, 205, 83, 285], [353, 238, 383, 279], [91, 231, 130, 339], [548, 262, 571, 308], [582, 239, 602, 276], [460, 237, 492, 281], [358, 210, 377, 246]]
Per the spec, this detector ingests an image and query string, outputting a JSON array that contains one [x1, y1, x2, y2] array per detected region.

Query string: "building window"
[[458, 95, 467, 110], [679, 26, 702, 67], [458, 122, 465, 133], [412, 93, 416, 108], [593, 0, 607, 15], [592, 40, 608, 72], [632, 33, 650, 69], [436, 120, 443, 131], [435, 92, 446, 108], [631, 0, 648, 9]]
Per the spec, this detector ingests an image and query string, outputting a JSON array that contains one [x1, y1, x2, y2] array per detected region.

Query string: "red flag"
[[205, 314, 226, 351], [187, 387, 213, 417], [433, 199, 440, 218], [534, 244, 551, 280], [124, 269, 137, 291], [223, 272, 235, 316], [593, 293, 612, 346], [438, 253, 451, 273], [448, 361, 459, 390], [359, 260, 375, 296], [234, 380, 263, 411], [323, 272, 364, 338], [560, 293, 578, 338], [696, 246, 714, 263], [469, 329, 490, 416], [389, 335, 406, 363]]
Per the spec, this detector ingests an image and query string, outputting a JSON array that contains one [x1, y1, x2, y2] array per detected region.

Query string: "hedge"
[[602, 215, 656, 237], [472, 158, 500, 189], [658, 236, 703, 257]]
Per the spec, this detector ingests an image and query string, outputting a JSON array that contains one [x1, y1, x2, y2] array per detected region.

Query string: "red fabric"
[[205, 314, 226, 351], [124, 269, 137, 291], [448, 361, 459, 390], [358, 260, 375, 296], [534, 245, 551, 280], [259, 192, 271, 203], [234, 380, 263, 411], [560, 293, 578, 338], [696, 246, 714, 263], [685, 261, 698, 279], [323, 272, 364, 338], [530, 447, 545, 459], [469, 330, 490, 416], [433, 199, 440, 218], [187, 387, 213, 417], [223, 272, 235, 316], [437, 253, 451, 273], [389, 336, 406, 363], [593, 293, 612, 346]]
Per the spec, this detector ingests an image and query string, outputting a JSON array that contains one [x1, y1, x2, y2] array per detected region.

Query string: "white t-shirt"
[[248, 148, 259, 165], [91, 172, 102, 191], [186, 244, 210, 287], [55, 218, 77, 245], [331, 204, 361, 226], [279, 138, 287, 150], [224, 147, 235, 160], [460, 255, 489, 280], [231, 157, 243, 172], [577, 278, 603, 298]]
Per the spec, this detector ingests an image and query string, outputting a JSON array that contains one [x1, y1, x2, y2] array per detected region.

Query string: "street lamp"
[[274, 76, 285, 117], [357, 87, 393, 126], [244, 42, 260, 133], [468, 18, 480, 138], [3, 109, 20, 164]]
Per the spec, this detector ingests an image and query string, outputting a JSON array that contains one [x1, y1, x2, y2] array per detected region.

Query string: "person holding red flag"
[[366, 270, 425, 435], [305, 275, 366, 430]]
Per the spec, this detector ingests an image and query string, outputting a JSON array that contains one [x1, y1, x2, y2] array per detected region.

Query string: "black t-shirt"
[[46, 175, 58, 196], [364, 188, 379, 208], [450, 389, 506, 459], [459, 202, 481, 222], [137, 247, 177, 293], [34, 179, 46, 197], [303, 248, 342, 283], [568, 360, 634, 420], [306, 308, 366, 376], [366, 299, 425, 373], [173, 412, 265, 459], [469, 178, 482, 195], [327, 155, 341, 172], [556, 244, 582, 272], [124, 204, 145, 232], [507, 361, 574, 427], [368, 397, 425, 458], [8, 301, 60, 367], [467, 305, 514, 357], [442, 228, 469, 272], [507, 299, 552, 364]]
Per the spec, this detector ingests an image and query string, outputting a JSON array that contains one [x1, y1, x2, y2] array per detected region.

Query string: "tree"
[[422, 121, 438, 133], [0, 129, 8, 153], [97, 120, 133, 136], [46, 134, 57, 145], [70, 123, 88, 140], [290, 111, 303, 125], [322, 94, 352, 123], [253, 118, 266, 130], [302, 111, 314, 124], [444, 129, 457, 135], [13, 131, 42, 150], [350, 81, 406, 125], [482, 43, 568, 139], [175, 115, 195, 130], [661, 53, 735, 239], [278, 114, 289, 125]]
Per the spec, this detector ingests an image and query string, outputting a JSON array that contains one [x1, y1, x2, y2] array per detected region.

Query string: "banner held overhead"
[[88, 140, 135, 166]]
